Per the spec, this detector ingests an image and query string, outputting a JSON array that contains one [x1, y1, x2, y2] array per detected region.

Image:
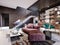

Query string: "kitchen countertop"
[[40, 28, 60, 34]]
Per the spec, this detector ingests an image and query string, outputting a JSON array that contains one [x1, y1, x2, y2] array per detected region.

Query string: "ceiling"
[[28, 0, 60, 12], [0, 0, 60, 12], [0, 0, 38, 9]]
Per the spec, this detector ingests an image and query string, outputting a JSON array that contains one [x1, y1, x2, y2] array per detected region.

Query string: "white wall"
[[0, 30, 11, 45], [0, 0, 38, 9]]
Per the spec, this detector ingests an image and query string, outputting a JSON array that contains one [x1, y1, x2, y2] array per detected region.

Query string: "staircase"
[[13, 16, 35, 29]]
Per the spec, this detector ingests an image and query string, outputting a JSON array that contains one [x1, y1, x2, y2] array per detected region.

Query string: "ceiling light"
[[57, 11, 60, 15], [54, 8, 58, 11]]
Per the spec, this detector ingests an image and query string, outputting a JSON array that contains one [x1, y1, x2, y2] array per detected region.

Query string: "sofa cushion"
[[28, 33, 45, 41], [22, 28, 39, 34]]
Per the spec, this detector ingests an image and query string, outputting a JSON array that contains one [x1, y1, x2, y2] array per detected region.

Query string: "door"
[[1, 13, 9, 26]]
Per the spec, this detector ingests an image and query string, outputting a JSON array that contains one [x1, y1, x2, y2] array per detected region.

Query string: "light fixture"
[[57, 11, 60, 15], [54, 8, 58, 11]]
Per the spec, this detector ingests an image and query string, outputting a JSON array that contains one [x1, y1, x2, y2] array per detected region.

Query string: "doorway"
[[1, 13, 9, 26]]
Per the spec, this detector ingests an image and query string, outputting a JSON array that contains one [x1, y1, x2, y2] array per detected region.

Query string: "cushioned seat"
[[22, 23, 45, 41], [28, 32, 45, 41], [22, 28, 40, 34]]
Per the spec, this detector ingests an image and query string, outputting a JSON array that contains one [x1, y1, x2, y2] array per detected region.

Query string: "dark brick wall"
[[0, 14, 1, 26], [0, 7, 18, 28], [0, 6, 31, 28]]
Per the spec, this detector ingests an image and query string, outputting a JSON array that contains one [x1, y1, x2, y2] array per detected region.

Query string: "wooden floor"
[[18, 32, 54, 45]]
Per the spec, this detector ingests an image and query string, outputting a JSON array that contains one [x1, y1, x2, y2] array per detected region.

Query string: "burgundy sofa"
[[22, 23, 45, 41]]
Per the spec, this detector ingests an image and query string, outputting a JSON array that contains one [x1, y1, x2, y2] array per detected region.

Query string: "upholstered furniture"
[[22, 23, 45, 41], [28, 32, 45, 41]]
